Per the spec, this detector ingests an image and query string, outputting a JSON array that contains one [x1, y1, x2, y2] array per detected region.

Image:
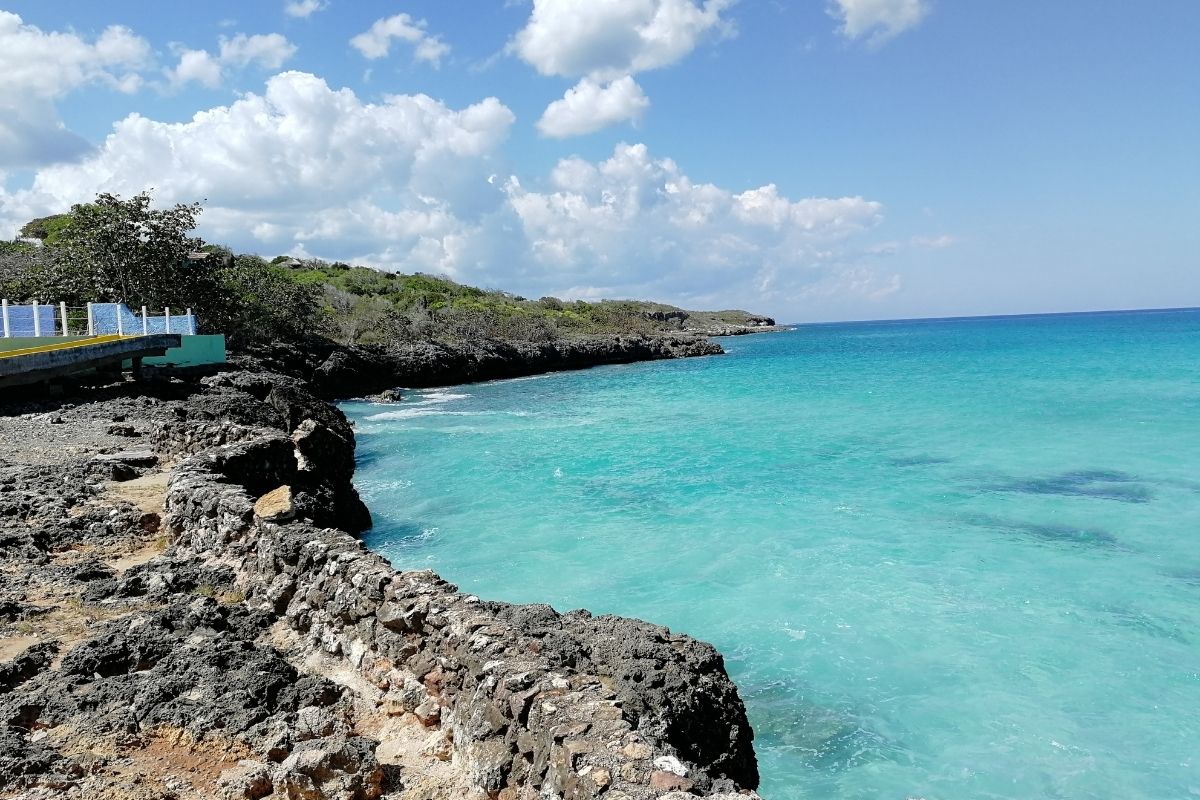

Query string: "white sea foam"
[[365, 409, 533, 421], [409, 391, 470, 405]]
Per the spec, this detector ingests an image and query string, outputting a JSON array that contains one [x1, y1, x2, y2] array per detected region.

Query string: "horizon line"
[[790, 305, 1200, 327]]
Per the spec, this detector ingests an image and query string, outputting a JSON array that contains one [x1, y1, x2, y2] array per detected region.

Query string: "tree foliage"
[[43, 192, 205, 307], [5, 190, 769, 351], [206, 255, 324, 345], [6, 193, 322, 347]]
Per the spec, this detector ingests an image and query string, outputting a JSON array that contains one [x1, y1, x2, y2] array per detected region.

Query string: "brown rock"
[[650, 771, 695, 792], [621, 742, 652, 760], [413, 697, 441, 726], [588, 767, 611, 788], [253, 485, 295, 522]]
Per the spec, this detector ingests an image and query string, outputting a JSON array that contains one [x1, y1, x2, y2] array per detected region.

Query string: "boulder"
[[254, 485, 295, 522]]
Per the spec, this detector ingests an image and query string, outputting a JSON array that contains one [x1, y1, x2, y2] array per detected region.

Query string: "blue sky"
[[1, 1, 1197, 322]]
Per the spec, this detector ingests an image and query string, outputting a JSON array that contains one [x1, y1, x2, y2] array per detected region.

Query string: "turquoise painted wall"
[[140, 334, 226, 367]]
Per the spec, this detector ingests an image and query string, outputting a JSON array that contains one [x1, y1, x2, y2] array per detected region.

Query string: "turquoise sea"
[[343, 309, 1200, 800]]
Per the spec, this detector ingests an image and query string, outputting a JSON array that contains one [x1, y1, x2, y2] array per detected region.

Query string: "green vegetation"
[[2, 192, 772, 349], [2, 193, 320, 347], [18, 214, 73, 245], [276, 258, 773, 346]]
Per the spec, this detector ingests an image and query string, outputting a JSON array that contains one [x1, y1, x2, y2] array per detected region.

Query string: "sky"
[[0, 1, 1197, 323]]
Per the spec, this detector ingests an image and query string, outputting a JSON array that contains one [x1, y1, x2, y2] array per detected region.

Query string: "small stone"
[[649, 771, 695, 792], [253, 485, 295, 522], [295, 706, 337, 740], [216, 760, 272, 799], [413, 697, 441, 726], [370, 388, 404, 402], [422, 732, 452, 761], [622, 742, 652, 760], [653, 755, 688, 776]]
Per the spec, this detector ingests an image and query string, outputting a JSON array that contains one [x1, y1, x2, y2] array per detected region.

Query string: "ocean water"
[[343, 310, 1200, 800]]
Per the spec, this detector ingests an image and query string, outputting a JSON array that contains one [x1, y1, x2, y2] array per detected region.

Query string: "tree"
[[0, 242, 50, 299], [18, 214, 73, 244], [203, 255, 324, 347], [44, 192, 205, 307]]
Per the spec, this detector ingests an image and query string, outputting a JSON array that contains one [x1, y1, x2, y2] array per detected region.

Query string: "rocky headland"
[[0, 336, 761, 800], [234, 333, 725, 399]]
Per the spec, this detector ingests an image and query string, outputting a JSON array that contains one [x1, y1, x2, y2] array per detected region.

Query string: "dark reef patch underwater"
[[347, 309, 1200, 799]]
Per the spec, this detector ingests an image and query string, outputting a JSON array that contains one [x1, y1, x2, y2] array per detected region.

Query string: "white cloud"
[[911, 233, 955, 249], [350, 14, 450, 66], [0, 76, 891, 315], [166, 49, 223, 89], [537, 75, 649, 138], [219, 33, 297, 69], [284, 0, 328, 19], [830, 0, 930, 43], [503, 142, 885, 306], [511, 0, 734, 136], [167, 33, 298, 88], [2, 72, 514, 277], [0, 11, 151, 167], [512, 0, 733, 79]]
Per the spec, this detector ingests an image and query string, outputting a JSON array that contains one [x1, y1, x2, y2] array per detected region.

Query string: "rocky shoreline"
[[0, 336, 761, 799], [234, 334, 725, 400]]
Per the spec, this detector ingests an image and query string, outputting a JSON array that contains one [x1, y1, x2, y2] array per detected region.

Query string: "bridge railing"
[[0, 300, 198, 338]]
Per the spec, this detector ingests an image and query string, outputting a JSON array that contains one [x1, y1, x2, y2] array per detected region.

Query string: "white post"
[[116, 306, 124, 336], [1, 300, 9, 338], [164, 307, 171, 334], [141, 306, 149, 336], [86, 303, 95, 336], [32, 301, 41, 337], [186, 308, 193, 335], [59, 302, 68, 336]]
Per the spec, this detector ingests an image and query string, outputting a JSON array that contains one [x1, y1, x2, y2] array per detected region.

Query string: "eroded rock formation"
[[0, 359, 760, 799]]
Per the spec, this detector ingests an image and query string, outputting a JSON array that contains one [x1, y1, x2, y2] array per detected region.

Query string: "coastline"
[[0, 337, 762, 799], [236, 333, 726, 399]]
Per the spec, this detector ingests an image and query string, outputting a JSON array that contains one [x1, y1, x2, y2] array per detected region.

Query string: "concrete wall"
[[140, 334, 226, 367]]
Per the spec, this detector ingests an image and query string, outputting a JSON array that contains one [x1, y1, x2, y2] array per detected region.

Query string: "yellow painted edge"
[[0, 334, 133, 360]]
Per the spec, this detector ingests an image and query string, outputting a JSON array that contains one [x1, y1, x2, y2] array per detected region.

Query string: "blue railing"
[[1, 303, 59, 337], [1, 300, 198, 338], [90, 303, 197, 336]]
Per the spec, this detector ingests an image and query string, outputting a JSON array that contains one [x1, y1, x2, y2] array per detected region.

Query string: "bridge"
[[0, 300, 224, 389], [0, 333, 183, 388]]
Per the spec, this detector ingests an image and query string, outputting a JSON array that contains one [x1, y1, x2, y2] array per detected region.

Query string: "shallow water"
[[344, 309, 1200, 799]]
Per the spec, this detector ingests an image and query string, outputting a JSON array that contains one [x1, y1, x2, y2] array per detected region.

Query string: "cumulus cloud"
[[0, 75, 890, 314], [503, 142, 885, 305], [167, 33, 298, 88], [512, 0, 733, 136], [1, 72, 514, 276], [537, 75, 649, 138], [0, 11, 150, 168], [350, 14, 450, 66], [830, 0, 930, 43], [284, 0, 328, 18], [512, 0, 733, 79], [219, 33, 297, 69], [166, 50, 223, 89]]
